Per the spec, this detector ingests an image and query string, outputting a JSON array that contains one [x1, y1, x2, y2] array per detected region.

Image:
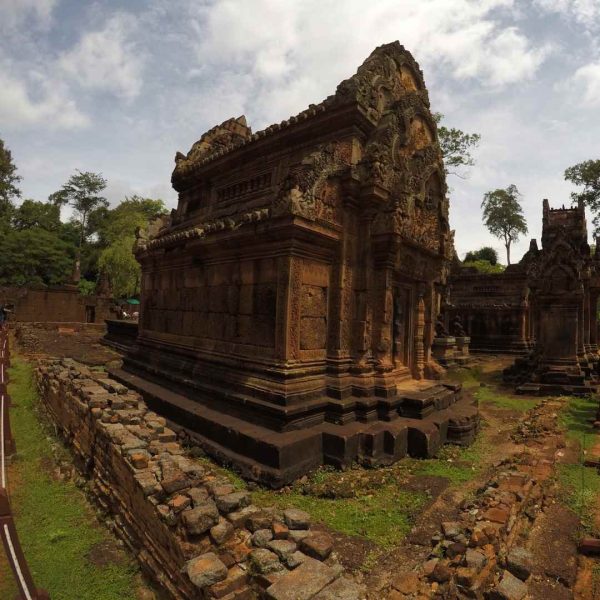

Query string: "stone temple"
[[114, 42, 479, 486], [448, 198, 600, 395]]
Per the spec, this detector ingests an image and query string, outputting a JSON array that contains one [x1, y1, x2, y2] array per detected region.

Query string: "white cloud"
[[0, 0, 57, 28], [534, 0, 600, 28], [0, 67, 88, 129], [59, 13, 144, 101], [186, 0, 550, 130], [571, 60, 600, 105]]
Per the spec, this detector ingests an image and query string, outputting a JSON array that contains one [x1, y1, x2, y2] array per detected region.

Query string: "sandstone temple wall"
[[110, 42, 482, 484], [0, 285, 113, 324], [35, 359, 362, 600], [446, 266, 532, 354]]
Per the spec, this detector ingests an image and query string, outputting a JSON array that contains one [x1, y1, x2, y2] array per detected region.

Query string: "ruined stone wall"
[[446, 267, 532, 354], [35, 359, 362, 600], [0, 286, 113, 324]]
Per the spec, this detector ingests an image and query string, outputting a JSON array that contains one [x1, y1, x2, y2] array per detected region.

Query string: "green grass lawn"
[[252, 484, 428, 549], [557, 393, 600, 536], [0, 357, 141, 600], [449, 365, 539, 412], [411, 433, 490, 484], [476, 385, 539, 412], [560, 394, 598, 449], [250, 430, 493, 549]]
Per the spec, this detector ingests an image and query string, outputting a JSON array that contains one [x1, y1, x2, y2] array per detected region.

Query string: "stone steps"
[[111, 366, 479, 487]]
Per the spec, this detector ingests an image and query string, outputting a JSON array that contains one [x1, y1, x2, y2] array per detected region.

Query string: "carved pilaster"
[[415, 294, 425, 380]]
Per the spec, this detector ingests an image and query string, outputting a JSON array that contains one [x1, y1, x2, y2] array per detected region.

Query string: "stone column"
[[352, 211, 375, 372], [589, 292, 599, 352], [415, 295, 425, 380]]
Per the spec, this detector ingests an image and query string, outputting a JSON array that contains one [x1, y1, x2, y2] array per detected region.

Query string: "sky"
[[1, 0, 599, 263]]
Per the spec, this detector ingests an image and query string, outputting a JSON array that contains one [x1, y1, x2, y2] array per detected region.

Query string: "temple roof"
[[172, 41, 427, 188]]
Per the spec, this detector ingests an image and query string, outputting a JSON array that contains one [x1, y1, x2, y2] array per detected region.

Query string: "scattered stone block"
[[284, 551, 307, 569], [465, 548, 487, 570], [161, 471, 190, 494], [182, 502, 220, 535], [216, 491, 251, 514], [210, 518, 235, 545], [482, 507, 510, 525], [430, 561, 452, 583], [506, 547, 534, 581], [283, 509, 311, 530], [272, 521, 289, 539], [248, 549, 284, 575], [187, 486, 210, 506], [267, 539, 297, 560], [156, 504, 177, 526], [423, 558, 438, 578], [169, 494, 191, 513], [288, 529, 311, 543], [300, 533, 333, 560], [313, 576, 364, 599], [490, 570, 528, 600], [265, 557, 338, 600], [228, 505, 261, 528], [441, 522, 461, 539], [247, 510, 274, 532], [209, 565, 248, 598], [392, 572, 419, 595], [185, 552, 228, 589], [578, 537, 600, 555], [252, 529, 274, 548]]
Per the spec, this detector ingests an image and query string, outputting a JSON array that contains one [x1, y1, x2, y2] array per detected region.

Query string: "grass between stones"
[[410, 434, 490, 484], [449, 364, 539, 412], [252, 482, 428, 549], [557, 393, 600, 537], [250, 426, 493, 549], [557, 463, 600, 536], [475, 385, 539, 412], [0, 357, 141, 600]]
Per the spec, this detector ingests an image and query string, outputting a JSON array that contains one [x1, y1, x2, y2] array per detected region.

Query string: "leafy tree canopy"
[[564, 159, 600, 233], [78, 279, 97, 296], [50, 170, 108, 248], [0, 136, 21, 224], [98, 236, 140, 299], [463, 246, 499, 265], [463, 259, 505, 274], [433, 113, 481, 179], [0, 228, 74, 287], [481, 184, 528, 265], [97, 195, 167, 245], [12, 199, 62, 231]]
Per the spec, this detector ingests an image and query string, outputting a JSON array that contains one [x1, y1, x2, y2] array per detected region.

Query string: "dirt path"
[[350, 358, 600, 599], [360, 365, 537, 597], [11, 326, 600, 599]]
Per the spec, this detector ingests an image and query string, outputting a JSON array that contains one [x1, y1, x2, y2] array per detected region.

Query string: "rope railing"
[[0, 323, 50, 600]]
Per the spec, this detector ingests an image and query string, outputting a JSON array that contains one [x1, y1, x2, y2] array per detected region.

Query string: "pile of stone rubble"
[[35, 358, 365, 600]]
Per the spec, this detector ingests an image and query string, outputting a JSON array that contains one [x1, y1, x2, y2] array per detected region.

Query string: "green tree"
[[50, 170, 108, 251], [93, 195, 166, 295], [433, 113, 481, 179], [0, 228, 74, 286], [463, 259, 505, 274], [463, 246, 499, 265], [564, 159, 600, 233], [12, 199, 61, 231], [97, 195, 166, 245], [98, 236, 140, 298], [481, 184, 528, 265], [0, 137, 21, 223]]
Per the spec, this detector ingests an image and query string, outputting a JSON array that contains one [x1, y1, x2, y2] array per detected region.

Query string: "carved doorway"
[[393, 285, 413, 370]]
